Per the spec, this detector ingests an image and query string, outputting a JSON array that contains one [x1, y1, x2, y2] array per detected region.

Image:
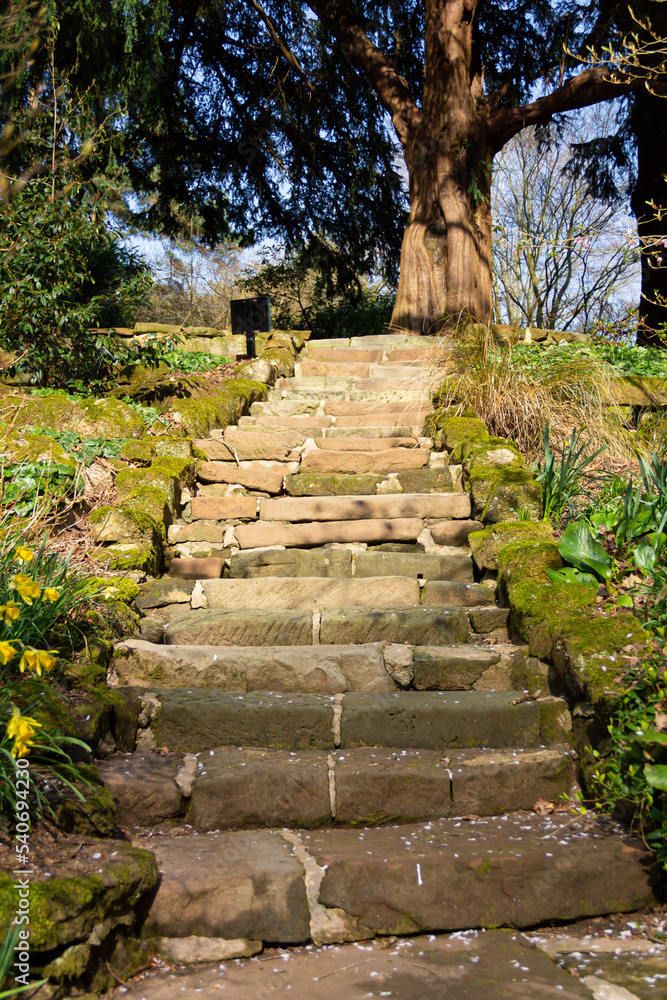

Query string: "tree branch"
[[306, 0, 422, 148], [245, 0, 315, 93], [488, 66, 636, 151]]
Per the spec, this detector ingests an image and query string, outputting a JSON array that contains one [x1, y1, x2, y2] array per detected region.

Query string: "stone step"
[[194, 435, 301, 463], [299, 449, 430, 475], [276, 388, 428, 402], [227, 548, 477, 582], [100, 746, 575, 831], [135, 815, 654, 944], [161, 605, 471, 646], [199, 576, 421, 610], [111, 639, 504, 691], [312, 437, 421, 450], [197, 463, 285, 492], [279, 375, 441, 394], [284, 468, 461, 495], [233, 516, 426, 548], [303, 346, 385, 362], [250, 398, 433, 418], [127, 688, 562, 754], [252, 493, 469, 523]]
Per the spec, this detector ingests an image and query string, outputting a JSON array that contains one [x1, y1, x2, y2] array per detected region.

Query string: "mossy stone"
[[0, 391, 146, 438], [397, 468, 455, 493], [115, 466, 180, 516], [259, 347, 295, 377], [0, 428, 77, 469], [441, 416, 490, 452], [469, 521, 554, 572], [154, 436, 196, 460], [167, 378, 268, 437], [77, 576, 142, 604], [53, 782, 117, 838], [120, 439, 155, 465], [10, 678, 77, 737], [89, 504, 164, 544], [456, 436, 523, 469], [551, 612, 649, 702], [286, 472, 384, 496], [103, 543, 161, 576]]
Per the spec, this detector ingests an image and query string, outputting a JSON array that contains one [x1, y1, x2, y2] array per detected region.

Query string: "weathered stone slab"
[[412, 646, 501, 690], [429, 518, 485, 545], [339, 690, 541, 749], [229, 548, 352, 578], [469, 607, 510, 633], [97, 751, 185, 826], [305, 347, 383, 362], [235, 423, 325, 438], [168, 557, 224, 579], [325, 400, 430, 416], [153, 690, 335, 751], [333, 413, 425, 427], [324, 425, 416, 439], [300, 449, 429, 475], [299, 360, 371, 377], [451, 748, 575, 816], [259, 493, 471, 522], [223, 427, 306, 449], [313, 814, 655, 935], [136, 578, 193, 610], [355, 550, 473, 582], [354, 376, 440, 392], [189, 748, 331, 829], [140, 831, 310, 942], [334, 748, 452, 824], [347, 388, 426, 402], [395, 469, 455, 492], [320, 606, 468, 646], [279, 376, 354, 392], [191, 496, 258, 521], [386, 346, 444, 361], [167, 521, 226, 543], [251, 399, 321, 416], [421, 581, 493, 604], [165, 609, 313, 647], [197, 463, 285, 493], [316, 437, 418, 450], [112, 640, 395, 693], [195, 438, 299, 462], [200, 576, 420, 610], [234, 517, 424, 549], [285, 473, 384, 496], [247, 414, 332, 428]]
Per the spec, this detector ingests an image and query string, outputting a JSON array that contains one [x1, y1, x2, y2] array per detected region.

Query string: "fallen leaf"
[[533, 799, 554, 815], [654, 711, 667, 732]]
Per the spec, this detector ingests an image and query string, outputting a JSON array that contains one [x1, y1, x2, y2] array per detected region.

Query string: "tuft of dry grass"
[[429, 324, 634, 461]]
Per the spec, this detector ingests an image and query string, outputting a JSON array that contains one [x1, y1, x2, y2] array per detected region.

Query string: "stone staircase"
[[101, 334, 654, 961]]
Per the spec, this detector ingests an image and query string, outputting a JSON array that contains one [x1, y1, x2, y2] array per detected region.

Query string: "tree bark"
[[631, 94, 667, 346]]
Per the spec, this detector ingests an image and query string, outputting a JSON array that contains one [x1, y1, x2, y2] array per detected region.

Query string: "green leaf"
[[633, 543, 658, 574], [558, 521, 612, 582], [635, 730, 667, 746], [546, 567, 599, 589], [644, 764, 667, 791]]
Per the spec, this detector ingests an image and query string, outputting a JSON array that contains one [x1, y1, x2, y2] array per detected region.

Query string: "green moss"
[[151, 455, 196, 490], [455, 436, 522, 468], [154, 436, 196, 459], [551, 613, 649, 701], [104, 544, 161, 575], [54, 783, 117, 838], [120, 439, 155, 465], [89, 504, 156, 535], [166, 378, 268, 437], [10, 679, 77, 736], [259, 347, 295, 377], [469, 521, 554, 572], [0, 428, 77, 469], [77, 576, 142, 604], [538, 698, 572, 744]]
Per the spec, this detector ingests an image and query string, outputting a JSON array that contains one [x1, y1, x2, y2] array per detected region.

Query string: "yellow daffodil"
[[0, 641, 17, 665], [7, 706, 42, 758], [9, 574, 41, 605], [0, 602, 20, 627], [42, 587, 60, 602], [19, 648, 58, 676], [15, 546, 34, 564]]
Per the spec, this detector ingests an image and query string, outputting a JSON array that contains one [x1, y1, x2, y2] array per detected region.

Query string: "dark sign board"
[[230, 297, 271, 358]]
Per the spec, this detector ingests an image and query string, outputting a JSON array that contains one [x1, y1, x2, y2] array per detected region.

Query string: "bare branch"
[[306, 0, 422, 148], [245, 0, 315, 93], [488, 67, 637, 151]]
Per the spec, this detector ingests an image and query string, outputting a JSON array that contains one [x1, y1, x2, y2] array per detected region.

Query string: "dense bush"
[[0, 182, 152, 388]]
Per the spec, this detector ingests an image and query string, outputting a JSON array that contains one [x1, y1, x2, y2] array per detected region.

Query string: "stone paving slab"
[[234, 517, 424, 549], [300, 449, 429, 474], [112, 640, 395, 692], [354, 550, 473, 582], [259, 493, 471, 522], [139, 831, 311, 941], [305, 347, 384, 362], [315, 436, 419, 450], [324, 425, 418, 439], [299, 360, 371, 377], [242, 413, 333, 427], [429, 518, 485, 545], [419, 580, 494, 603], [191, 495, 259, 520], [332, 412, 425, 427], [196, 462, 286, 492], [312, 814, 656, 935], [165, 608, 314, 646], [200, 576, 420, 610], [153, 689, 336, 751], [285, 473, 385, 496], [195, 437, 300, 462], [324, 400, 432, 416], [339, 690, 542, 750], [319, 606, 469, 645], [103, 932, 616, 997], [412, 645, 502, 690], [229, 547, 353, 577]]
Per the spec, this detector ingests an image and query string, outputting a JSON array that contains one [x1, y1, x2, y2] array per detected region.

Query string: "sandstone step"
[[133, 689, 558, 753], [229, 547, 354, 577], [198, 576, 420, 610], [278, 388, 428, 402], [195, 436, 301, 462], [196, 463, 285, 492], [297, 360, 372, 377], [112, 639, 502, 691], [161, 605, 471, 647], [239, 413, 333, 427], [234, 516, 425, 548], [136, 815, 655, 943], [107, 930, 609, 996], [313, 437, 420, 450], [226, 547, 475, 582], [304, 346, 384, 362], [284, 469, 457, 496], [101, 746, 574, 831], [324, 400, 433, 416], [323, 425, 419, 438], [299, 449, 429, 475], [257, 493, 471, 522]]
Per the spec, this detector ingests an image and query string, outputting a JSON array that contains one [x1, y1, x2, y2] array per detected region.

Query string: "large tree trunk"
[[631, 91, 667, 347], [390, 0, 492, 335]]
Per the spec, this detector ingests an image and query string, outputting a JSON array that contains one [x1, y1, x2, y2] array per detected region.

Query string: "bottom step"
[[137, 814, 656, 944]]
